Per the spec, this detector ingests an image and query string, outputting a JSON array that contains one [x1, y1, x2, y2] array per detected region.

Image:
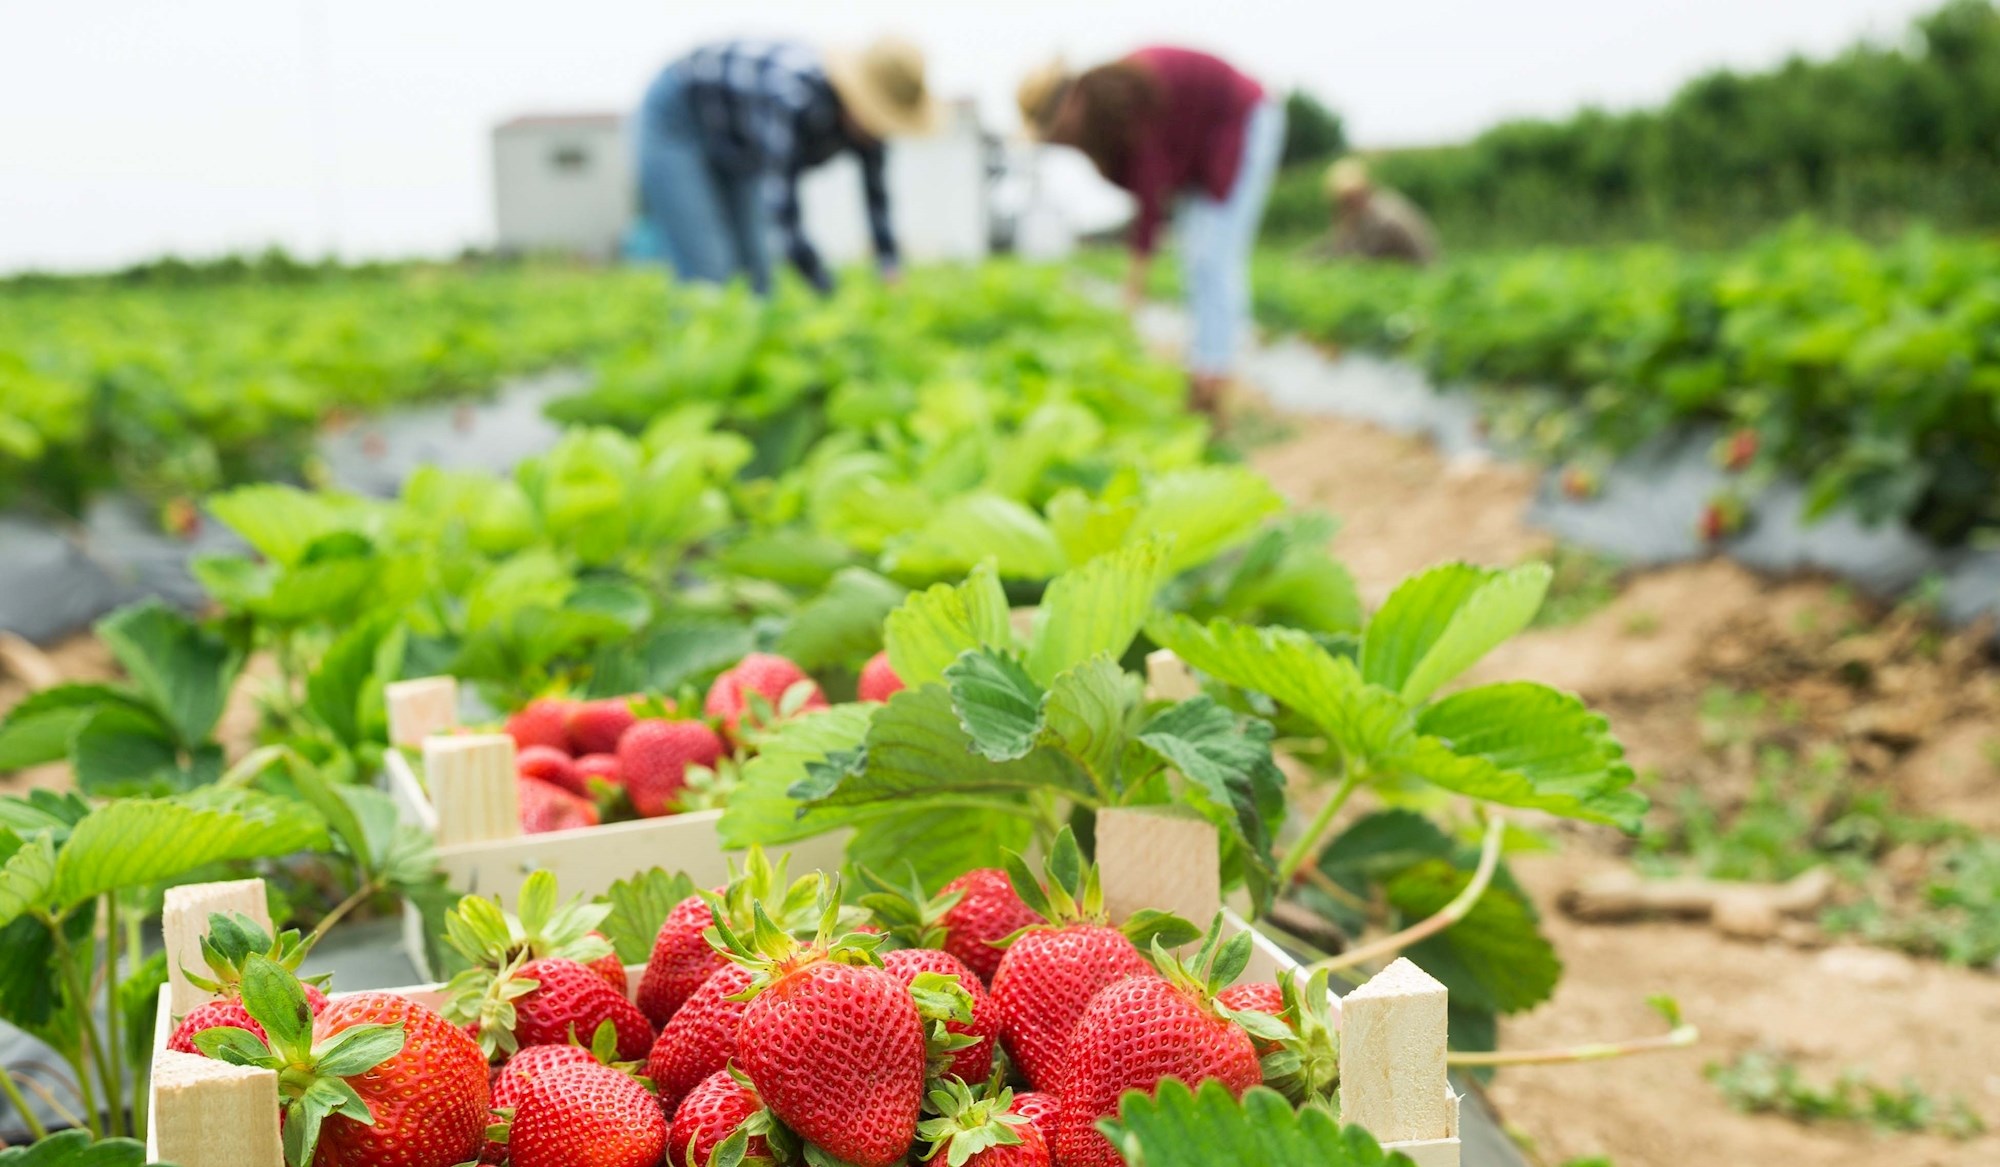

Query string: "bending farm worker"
[[1020, 47, 1286, 420], [637, 37, 937, 295], [1315, 157, 1440, 267]]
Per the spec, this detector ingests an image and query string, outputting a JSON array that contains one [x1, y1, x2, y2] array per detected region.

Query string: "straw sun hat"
[[1016, 57, 1074, 139], [1326, 157, 1374, 198], [825, 37, 939, 138]]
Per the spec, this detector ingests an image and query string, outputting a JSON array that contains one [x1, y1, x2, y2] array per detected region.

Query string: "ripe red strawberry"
[[732, 946, 925, 1167], [703, 653, 828, 738], [585, 933, 628, 996], [668, 1070, 771, 1167], [1559, 465, 1598, 501], [617, 719, 723, 818], [1050, 924, 1262, 1167], [637, 894, 721, 1027], [573, 752, 621, 790], [858, 651, 905, 703], [637, 849, 811, 1026], [918, 1082, 1048, 1167], [1216, 981, 1288, 1054], [307, 991, 491, 1167], [645, 962, 753, 1114], [882, 948, 998, 1084], [516, 775, 599, 834], [508, 1062, 667, 1167], [510, 958, 654, 1063], [515, 745, 583, 796], [481, 1044, 596, 1163], [1009, 1091, 1059, 1145], [565, 697, 638, 757], [168, 983, 329, 1054], [1723, 427, 1760, 471], [940, 868, 1041, 985], [507, 698, 572, 752], [987, 833, 1158, 1094]]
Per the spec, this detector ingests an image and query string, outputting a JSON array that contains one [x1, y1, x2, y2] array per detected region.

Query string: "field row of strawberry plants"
[[1234, 224, 2000, 546], [0, 264, 1652, 1163], [0, 262, 671, 513]]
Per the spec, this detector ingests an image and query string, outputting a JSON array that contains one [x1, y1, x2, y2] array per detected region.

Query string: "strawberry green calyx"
[[1223, 968, 1341, 1104], [183, 911, 325, 998], [709, 846, 824, 941], [442, 871, 614, 974], [917, 1081, 1034, 1167], [705, 1069, 801, 1167], [711, 874, 883, 1000], [1000, 828, 1201, 952], [442, 948, 539, 1059], [908, 971, 979, 1087], [1149, 914, 1254, 1010], [193, 954, 405, 1167], [855, 864, 966, 951]]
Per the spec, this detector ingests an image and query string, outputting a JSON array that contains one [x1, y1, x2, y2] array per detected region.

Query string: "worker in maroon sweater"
[[1020, 48, 1286, 418]]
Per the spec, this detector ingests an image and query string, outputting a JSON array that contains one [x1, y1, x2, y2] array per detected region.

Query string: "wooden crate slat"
[[423, 733, 519, 847], [146, 1049, 283, 1167]]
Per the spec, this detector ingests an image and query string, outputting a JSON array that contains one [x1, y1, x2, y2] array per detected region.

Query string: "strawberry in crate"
[[440, 871, 651, 1062], [181, 947, 489, 1167]]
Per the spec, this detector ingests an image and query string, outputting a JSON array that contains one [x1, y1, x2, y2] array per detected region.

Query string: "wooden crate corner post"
[[1339, 957, 1461, 1167], [149, 878, 284, 1167], [1143, 648, 1201, 703], [160, 878, 272, 1018], [422, 732, 520, 848], [385, 675, 459, 747]]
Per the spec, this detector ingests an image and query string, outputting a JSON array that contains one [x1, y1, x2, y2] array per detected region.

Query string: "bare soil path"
[[1245, 396, 2000, 1167]]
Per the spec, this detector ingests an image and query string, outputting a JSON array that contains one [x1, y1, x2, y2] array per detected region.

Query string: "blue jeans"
[[1180, 99, 1286, 377], [637, 66, 773, 293]]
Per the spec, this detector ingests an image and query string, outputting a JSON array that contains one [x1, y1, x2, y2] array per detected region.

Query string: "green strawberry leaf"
[[1128, 465, 1286, 575], [1136, 698, 1287, 910], [95, 600, 245, 747], [0, 1129, 158, 1166], [882, 494, 1067, 582], [717, 705, 875, 848], [304, 612, 405, 749], [775, 568, 908, 672], [69, 704, 185, 797], [597, 867, 698, 964], [51, 788, 328, 910], [1022, 539, 1165, 686], [1098, 1079, 1412, 1166], [0, 829, 59, 932], [0, 684, 140, 772], [1147, 613, 1415, 767], [944, 650, 1044, 762], [845, 805, 1033, 892], [1405, 682, 1646, 829], [883, 562, 1013, 688], [1360, 562, 1550, 703]]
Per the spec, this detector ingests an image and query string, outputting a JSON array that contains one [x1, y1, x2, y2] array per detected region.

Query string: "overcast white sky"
[[0, 0, 1945, 272]]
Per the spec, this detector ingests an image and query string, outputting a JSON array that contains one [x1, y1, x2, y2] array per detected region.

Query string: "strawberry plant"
[[0, 787, 329, 1139], [720, 548, 1292, 898], [0, 601, 244, 795]]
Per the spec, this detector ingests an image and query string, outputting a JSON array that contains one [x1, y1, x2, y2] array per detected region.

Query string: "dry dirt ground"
[[1247, 404, 2000, 1167]]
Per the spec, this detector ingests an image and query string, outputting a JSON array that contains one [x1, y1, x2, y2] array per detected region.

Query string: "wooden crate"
[[146, 806, 1458, 1166], [378, 676, 848, 976]]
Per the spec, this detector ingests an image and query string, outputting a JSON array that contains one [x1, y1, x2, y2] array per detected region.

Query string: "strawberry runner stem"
[[43, 910, 107, 1137], [0, 1070, 50, 1142], [1446, 1024, 1700, 1067], [1306, 814, 1506, 975], [1277, 768, 1364, 887]]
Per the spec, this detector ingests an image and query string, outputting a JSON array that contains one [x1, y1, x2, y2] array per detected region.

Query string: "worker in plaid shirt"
[[638, 38, 936, 294]]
